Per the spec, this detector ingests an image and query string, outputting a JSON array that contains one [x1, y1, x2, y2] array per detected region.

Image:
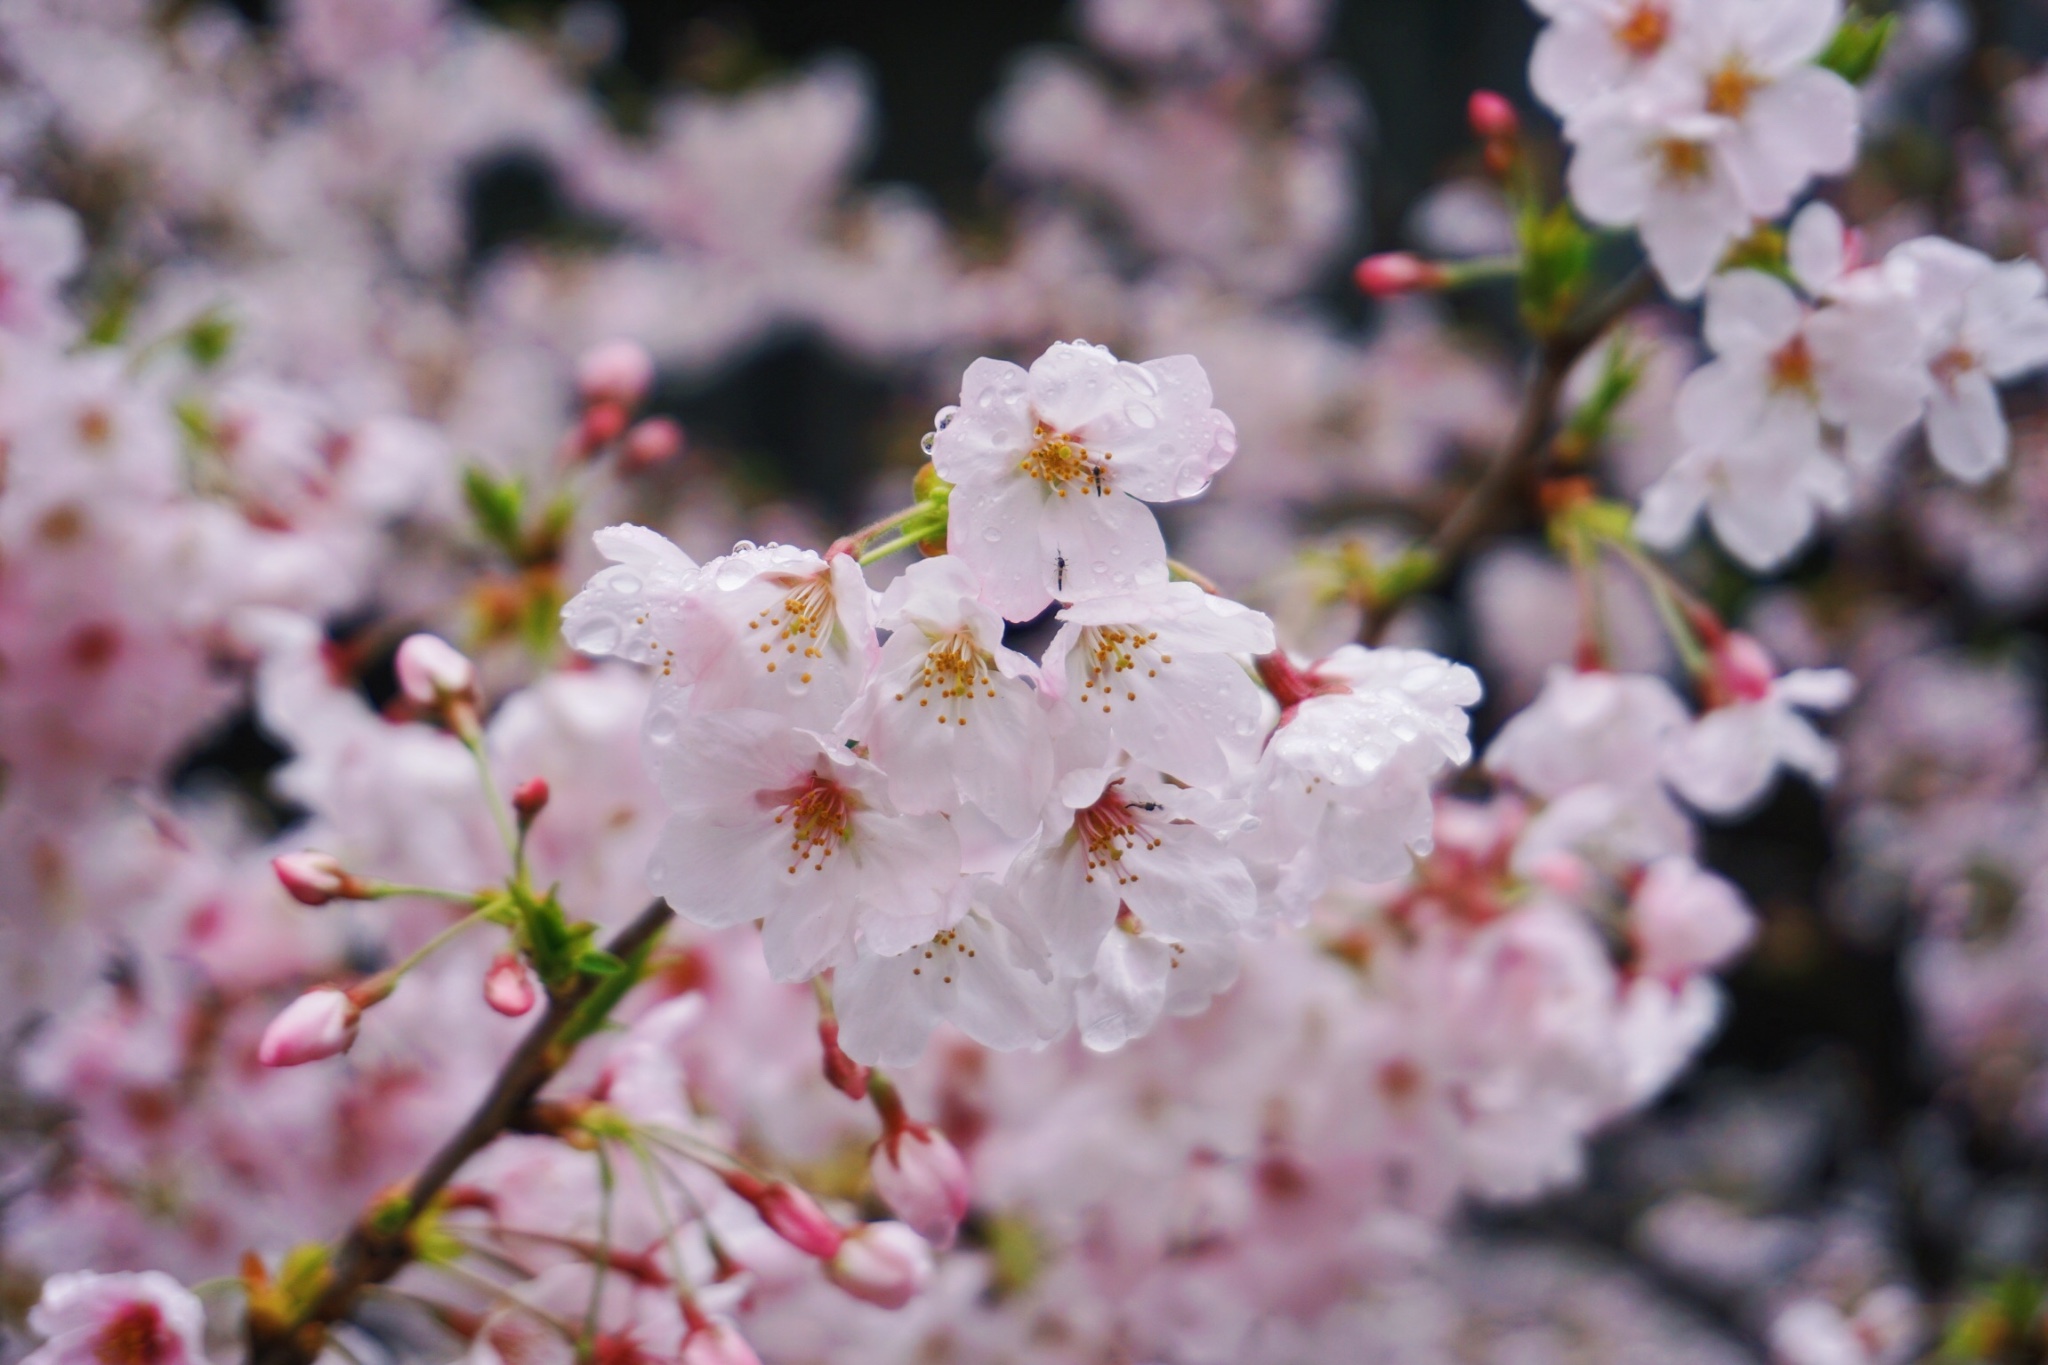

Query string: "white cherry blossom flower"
[[1072, 908, 1242, 1052], [1489, 668, 1694, 866], [1567, 102, 1751, 299], [1656, 0, 1858, 220], [1634, 401, 1852, 570], [845, 555, 1051, 836], [1529, 0, 1691, 128], [1885, 236, 2048, 482], [1628, 856, 1756, 979], [927, 340, 1238, 621], [566, 529, 877, 732], [1662, 631, 1855, 814], [1041, 578, 1275, 784], [641, 707, 959, 980], [25, 1272, 206, 1365], [831, 878, 1067, 1066], [1011, 763, 1258, 975], [1243, 646, 1482, 918]]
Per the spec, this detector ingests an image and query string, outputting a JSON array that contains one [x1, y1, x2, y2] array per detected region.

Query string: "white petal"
[[1925, 369, 2008, 482]]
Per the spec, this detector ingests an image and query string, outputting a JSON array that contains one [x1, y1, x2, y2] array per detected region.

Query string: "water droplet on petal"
[[646, 709, 679, 745], [608, 573, 642, 596], [1125, 402, 1158, 430], [920, 432, 937, 455], [1119, 363, 1161, 396], [935, 405, 960, 430], [569, 617, 621, 654]]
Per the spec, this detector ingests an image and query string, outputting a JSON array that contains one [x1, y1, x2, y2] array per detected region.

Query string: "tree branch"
[[1359, 267, 1656, 645], [248, 899, 677, 1365]]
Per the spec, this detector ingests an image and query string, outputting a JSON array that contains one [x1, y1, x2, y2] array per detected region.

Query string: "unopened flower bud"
[[1353, 253, 1448, 298], [1709, 632, 1776, 705], [272, 851, 360, 906], [819, 1019, 869, 1100], [512, 777, 550, 826], [483, 953, 536, 1017], [1527, 850, 1595, 902], [576, 340, 655, 409], [622, 417, 684, 469], [394, 634, 477, 709], [680, 1319, 760, 1365], [724, 1173, 844, 1258], [869, 1126, 970, 1249], [258, 988, 360, 1066], [1467, 90, 1521, 141], [578, 400, 629, 453], [825, 1222, 933, 1309]]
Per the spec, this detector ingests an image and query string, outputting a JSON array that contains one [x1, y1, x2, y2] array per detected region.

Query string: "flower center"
[[749, 570, 835, 684], [896, 631, 998, 727], [1019, 423, 1112, 499], [909, 924, 979, 983], [1704, 58, 1762, 118], [1074, 783, 1163, 887], [93, 1304, 169, 1365], [1612, 2, 1670, 59], [1768, 334, 1818, 397], [765, 773, 857, 876], [1655, 137, 1710, 184], [1074, 624, 1173, 716], [1931, 345, 1981, 389]]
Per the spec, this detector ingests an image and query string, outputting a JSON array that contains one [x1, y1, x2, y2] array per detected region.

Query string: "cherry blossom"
[[845, 555, 1051, 836], [24, 1272, 205, 1365], [1041, 577, 1276, 785], [1628, 856, 1757, 979], [927, 341, 1238, 621], [641, 707, 959, 979], [1663, 632, 1856, 814]]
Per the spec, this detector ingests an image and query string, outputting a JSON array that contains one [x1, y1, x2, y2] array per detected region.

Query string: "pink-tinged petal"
[[1664, 705, 1779, 813], [1039, 491, 1169, 606], [647, 811, 797, 929], [1775, 667, 1855, 710], [1786, 201, 1846, 295], [1974, 261, 2048, 377], [1566, 117, 1657, 227], [1530, 15, 1638, 122], [1731, 68, 1859, 212], [1674, 359, 1769, 448], [1014, 835, 1118, 975], [1071, 353, 1232, 501], [1026, 339, 1125, 435], [929, 358, 1033, 484], [1925, 369, 2008, 482], [1639, 171, 1748, 300], [1705, 465, 1817, 570], [1122, 823, 1255, 943], [1704, 270, 1806, 357], [1075, 933, 1174, 1052], [1634, 464, 1710, 549], [1747, 0, 1842, 69], [1772, 709, 1842, 786], [946, 473, 1054, 622]]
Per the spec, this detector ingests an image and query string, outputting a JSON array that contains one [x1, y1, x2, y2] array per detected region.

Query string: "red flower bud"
[[1353, 253, 1448, 298], [870, 1125, 970, 1249], [819, 1019, 870, 1100], [723, 1172, 845, 1258], [271, 851, 361, 906], [512, 777, 550, 826], [1467, 90, 1521, 141], [258, 988, 361, 1066], [825, 1222, 932, 1309], [483, 953, 537, 1017], [622, 417, 685, 469]]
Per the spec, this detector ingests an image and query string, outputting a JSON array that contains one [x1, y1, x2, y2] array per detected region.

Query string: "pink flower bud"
[[622, 417, 685, 469], [393, 633, 476, 708], [869, 1126, 969, 1250], [1527, 850, 1595, 902], [577, 340, 655, 408], [272, 851, 356, 906], [680, 1320, 760, 1365], [578, 400, 629, 453], [257, 988, 360, 1066], [1467, 90, 1521, 141], [1709, 632, 1776, 705], [825, 1222, 933, 1309], [1353, 253, 1449, 298], [512, 777, 550, 825], [483, 953, 536, 1017], [724, 1173, 845, 1258]]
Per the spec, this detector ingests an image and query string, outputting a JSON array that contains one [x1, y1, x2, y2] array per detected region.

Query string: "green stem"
[[858, 531, 927, 566], [366, 884, 483, 905], [383, 909, 492, 987], [581, 1143, 616, 1358], [461, 735, 522, 869]]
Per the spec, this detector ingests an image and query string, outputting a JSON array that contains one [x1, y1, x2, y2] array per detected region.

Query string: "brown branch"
[[1359, 267, 1657, 645], [248, 899, 677, 1365]]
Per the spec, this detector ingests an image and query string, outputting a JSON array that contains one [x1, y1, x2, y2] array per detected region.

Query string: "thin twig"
[[1359, 267, 1656, 644], [247, 899, 676, 1365]]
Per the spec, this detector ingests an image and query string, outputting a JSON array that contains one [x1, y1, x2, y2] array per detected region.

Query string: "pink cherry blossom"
[[25, 1272, 205, 1365]]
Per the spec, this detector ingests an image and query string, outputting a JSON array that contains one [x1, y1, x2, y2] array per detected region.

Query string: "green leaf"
[[278, 1244, 332, 1315], [184, 311, 236, 369], [560, 932, 664, 1046], [462, 466, 526, 557], [575, 948, 628, 977], [1818, 10, 1896, 85], [1517, 203, 1594, 335]]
